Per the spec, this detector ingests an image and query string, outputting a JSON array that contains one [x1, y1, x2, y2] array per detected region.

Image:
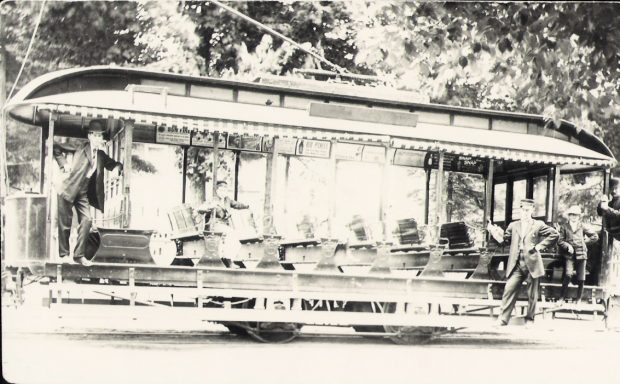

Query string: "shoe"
[[494, 318, 507, 327], [523, 319, 535, 329], [73, 257, 93, 267]]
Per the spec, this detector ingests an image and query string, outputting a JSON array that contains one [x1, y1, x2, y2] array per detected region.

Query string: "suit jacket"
[[598, 196, 620, 241], [53, 141, 123, 212], [500, 219, 559, 279], [557, 222, 598, 260]]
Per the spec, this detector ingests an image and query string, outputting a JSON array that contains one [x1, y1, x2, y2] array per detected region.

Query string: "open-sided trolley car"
[[1, 66, 618, 343]]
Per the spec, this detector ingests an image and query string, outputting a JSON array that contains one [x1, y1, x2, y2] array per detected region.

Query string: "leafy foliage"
[[343, 2, 619, 163]]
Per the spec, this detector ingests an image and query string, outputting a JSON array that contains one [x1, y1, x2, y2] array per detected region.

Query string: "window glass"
[[5, 120, 41, 194], [493, 183, 507, 222], [558, 172, 604, 227], [274, 155, 331, 239], [184, 147, 236, 207], [131, 143, 183, 231], [386, 166, 427, 242], [334, 160, 382, 241], [511, 179, 527, 219], [237, 152, 267, 235], [533, 175, 548, 217]]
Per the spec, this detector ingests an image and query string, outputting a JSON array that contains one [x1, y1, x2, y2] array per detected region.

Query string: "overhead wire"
[[7, 0, 47, 101], [209, 0, 347, 75]]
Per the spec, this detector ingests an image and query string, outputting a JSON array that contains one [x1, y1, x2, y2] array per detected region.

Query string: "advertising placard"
[[393, 149, 427, 167], [274, 138, 298, 155], [296, 139, 331, 158], [191, 131, 227, 148], [156, 125, 191, 145], [335, 143, 363, 161], [361, 145, 386, 163], [227, 134, 263, 152]]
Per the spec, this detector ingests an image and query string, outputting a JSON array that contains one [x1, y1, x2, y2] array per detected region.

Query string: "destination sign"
[[427, 152, 486, 174]]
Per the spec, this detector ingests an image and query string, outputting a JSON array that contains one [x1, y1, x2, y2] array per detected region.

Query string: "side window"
[[511, 179, 527, 219], [493, 183, 507, 224], [532, 175, 548, 218], [5, 120, 42, 194]]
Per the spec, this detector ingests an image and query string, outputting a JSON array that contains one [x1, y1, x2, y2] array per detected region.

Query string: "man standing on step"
[[54, 119, 123, 266], [487, 198, 559, 326], [598, 177, 620, 288]]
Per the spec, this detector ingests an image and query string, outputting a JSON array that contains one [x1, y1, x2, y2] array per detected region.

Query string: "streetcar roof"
[[4, 66, 616, 168]]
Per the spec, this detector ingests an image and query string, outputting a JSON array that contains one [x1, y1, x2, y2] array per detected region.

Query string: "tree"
[[182, 1, 366, 78], [0, 1, 203, 96], [343, 2, 619, 161]]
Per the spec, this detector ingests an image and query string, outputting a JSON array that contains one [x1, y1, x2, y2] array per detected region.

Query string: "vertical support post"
[[181, 146, 188, 203], [212, 132, 220, 198], [505, 179, 514, 224], [263, 138, 279, 235], [234, 149, 241, 201], [483, 160, 494, 246], [603, 168, 611, 195], [546, 168, 554, 222], [435, 151, 445, 240], [552, 166, 561, 223], [424, 168, 431, 225], [328, 142, 337, 238], [122, 120, 133, 228], [600, 169, 612, 288], [379, 145, 390, 242], [46, 114, 56, 260], [282, 155, 291, 218]]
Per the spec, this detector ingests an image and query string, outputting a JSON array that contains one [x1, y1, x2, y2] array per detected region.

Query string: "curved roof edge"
[[6, 65, 615, 160]]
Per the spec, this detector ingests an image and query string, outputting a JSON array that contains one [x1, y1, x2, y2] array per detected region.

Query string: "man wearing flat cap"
[[53, 120, 123, 266], [598, 177, 620, 283], [557, 205, 598, 304], [487, 198, 559, 326]]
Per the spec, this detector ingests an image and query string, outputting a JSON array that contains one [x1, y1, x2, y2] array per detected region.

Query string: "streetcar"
[[1, 66, 618, 343]]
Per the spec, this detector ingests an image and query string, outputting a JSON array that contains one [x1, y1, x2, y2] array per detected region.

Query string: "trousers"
[[500, 253, 540, 324], [57, 183, 92, 259]]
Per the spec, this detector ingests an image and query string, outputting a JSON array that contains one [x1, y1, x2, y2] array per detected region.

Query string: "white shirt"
[[87, 149, 98, 178]]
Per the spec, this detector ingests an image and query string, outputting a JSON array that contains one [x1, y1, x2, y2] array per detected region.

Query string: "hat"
[[84, 119, 107, 135], [566, 205, 582, 216], [611, 177, 620, 189], [519, 198, 535, 206]]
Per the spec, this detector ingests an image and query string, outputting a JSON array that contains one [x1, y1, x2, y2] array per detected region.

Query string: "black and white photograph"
[[1, 1, 619, 384]]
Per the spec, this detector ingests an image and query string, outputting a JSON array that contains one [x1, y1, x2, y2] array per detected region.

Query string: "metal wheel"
[[381, 303, 447, 344], [347, 301, 447, 344], [223, 299, 301, 343]]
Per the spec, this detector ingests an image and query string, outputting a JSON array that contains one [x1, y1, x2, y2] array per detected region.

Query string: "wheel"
[[223, 323, 250, 337], [223, 299, 301, 343], [347, 301, 447, 344]]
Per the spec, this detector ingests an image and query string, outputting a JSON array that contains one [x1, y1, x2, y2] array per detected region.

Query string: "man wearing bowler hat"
[[598, 177, 620, 284], [487, 198, 559, 326], [53, 119, 123, 266]]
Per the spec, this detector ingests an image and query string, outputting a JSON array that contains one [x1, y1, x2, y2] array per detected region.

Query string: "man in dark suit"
[[487, 198, 559, 326], [53, 120, 123, 266], [598, 177, 620, 284]]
